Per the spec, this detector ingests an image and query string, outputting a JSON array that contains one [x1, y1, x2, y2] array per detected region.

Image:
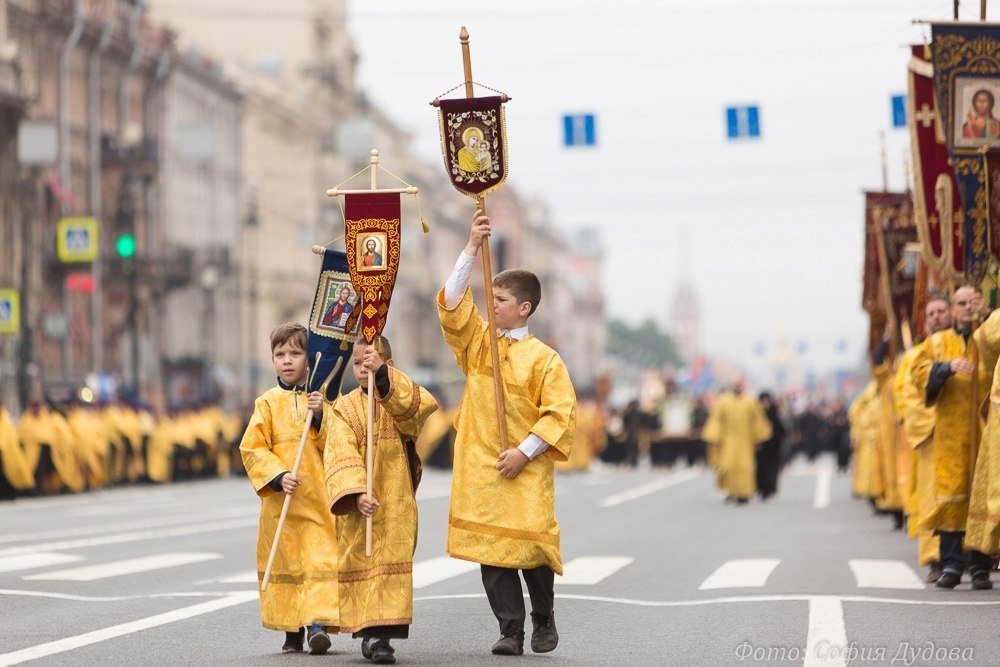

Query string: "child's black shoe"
[[282, 629, 304, 653]]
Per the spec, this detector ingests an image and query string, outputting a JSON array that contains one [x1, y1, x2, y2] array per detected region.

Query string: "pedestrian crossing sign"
[[0, 289, 19, 334], [57, 217, 98, 263]]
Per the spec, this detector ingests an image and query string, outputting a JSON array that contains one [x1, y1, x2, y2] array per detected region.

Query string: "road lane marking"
[[699, 559, 781, 590], [0, 507, 257, 546], [0, 589, 242, 602], [412, 557, 479, 589], [813, 471, 831, 509], [0, 517, 258, 557], [414, 592, 1000, 607], [0, 591, 257, 666], [847, 559, 924, 590], [0, 553, 83, 573], [804, 597, 847, 667], [195, 570, 259, 585], [557, 557, 633, 585], [23, 552, 223, 581], [599, 470, 701, 507]]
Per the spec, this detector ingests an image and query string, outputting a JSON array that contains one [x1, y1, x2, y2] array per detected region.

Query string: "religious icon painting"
[[437, 96, 509, 198], [357, 232, 388, 272], [953, 77, 1000, 149], [307, 248, 360, 400]]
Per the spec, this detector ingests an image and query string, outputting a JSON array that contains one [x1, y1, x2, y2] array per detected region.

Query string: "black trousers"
[[480, 564, 554, 636]]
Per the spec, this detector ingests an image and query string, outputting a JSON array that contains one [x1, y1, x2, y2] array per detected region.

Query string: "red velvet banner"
[[438, 96, 509, 198], [908, 44, 964, 286], [344, 192, 402, 344], [864, 191, 918, 353]]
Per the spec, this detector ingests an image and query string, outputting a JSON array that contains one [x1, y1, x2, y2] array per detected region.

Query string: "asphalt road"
[[2, 455, 998, 666]]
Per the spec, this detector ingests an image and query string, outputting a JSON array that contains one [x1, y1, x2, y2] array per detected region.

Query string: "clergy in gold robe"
[[849, 380, 878, 499], [18, 404, 85, 494], [702, 380, 772, 503], [239, 322, 338, 653], [0, 406, 34, 498], [912, 287, 1000, 588], [324, 340, 437, 659], [438, 216, 575, 655], [895, 297, 951, 581], [964, 309, 1000, 560]]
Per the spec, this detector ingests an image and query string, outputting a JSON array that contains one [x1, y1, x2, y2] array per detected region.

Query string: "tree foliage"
[[607, 318, 682, 368]]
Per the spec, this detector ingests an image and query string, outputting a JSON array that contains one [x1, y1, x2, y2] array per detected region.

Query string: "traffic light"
[[115, 233, 136, 259]]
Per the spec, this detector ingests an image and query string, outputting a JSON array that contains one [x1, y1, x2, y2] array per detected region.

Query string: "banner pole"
[[460, 26, 511, 452]]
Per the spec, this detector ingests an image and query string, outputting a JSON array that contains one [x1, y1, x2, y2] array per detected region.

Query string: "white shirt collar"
[[498, 325, 530, 341]]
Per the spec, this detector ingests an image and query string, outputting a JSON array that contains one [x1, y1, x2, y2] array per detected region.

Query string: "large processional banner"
[[343, 192, 402, 344], [930, 23, 1000, 284], [908, 44, 966, 286], [437, 96, 509, 198], [864, 191, 918, 353]]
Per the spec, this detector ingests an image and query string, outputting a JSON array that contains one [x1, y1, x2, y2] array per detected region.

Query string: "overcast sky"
[[341, 0, 977, 376]]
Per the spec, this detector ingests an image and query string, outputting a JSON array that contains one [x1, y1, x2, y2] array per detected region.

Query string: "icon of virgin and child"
[[457, 126, 493, 174]]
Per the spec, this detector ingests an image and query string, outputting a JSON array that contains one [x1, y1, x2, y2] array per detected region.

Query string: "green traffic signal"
[[115, 233, 136, 258]]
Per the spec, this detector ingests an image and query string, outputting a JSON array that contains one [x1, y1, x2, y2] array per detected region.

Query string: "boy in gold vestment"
[[438, 210, 577, 656], [239, 323, 339, 654], [324, 337, 437, 665]]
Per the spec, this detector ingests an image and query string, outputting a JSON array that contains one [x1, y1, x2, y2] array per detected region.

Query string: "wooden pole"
[[261, 357, 343, 591], [460, 26, 510, 452], [970, 315, 981, 490], [982, 0, 987, 21], [365, 150, 379, 556], [873, 205, 898, 359]]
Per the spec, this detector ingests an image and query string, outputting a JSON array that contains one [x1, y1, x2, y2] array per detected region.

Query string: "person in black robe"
[[756, 392, 785, 500]]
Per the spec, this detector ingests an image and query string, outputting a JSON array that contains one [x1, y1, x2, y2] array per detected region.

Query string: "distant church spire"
[[669, 227, 700, 365]]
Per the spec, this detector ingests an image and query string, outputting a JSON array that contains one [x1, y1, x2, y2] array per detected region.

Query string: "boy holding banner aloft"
[[438, 210, 577, 656], [239, 322, 339, 654], [324, 336, 437, 664]]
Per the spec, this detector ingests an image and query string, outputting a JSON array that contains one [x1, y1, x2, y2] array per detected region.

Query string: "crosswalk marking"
[[23, 552, 223, 582], [804, 597, 847, 667], [699, 559, 781, 590], [847, 559, 924, 590], [412, 557, 479, 589], [196, 570, 259, 585], [0, 552, 84, 574], [557, 557, 633, 585]]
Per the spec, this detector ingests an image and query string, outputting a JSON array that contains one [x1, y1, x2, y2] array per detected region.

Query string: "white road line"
[[196, 570, 258, 585], [0, 589, 243, 602], [814, 471, 831, 509], [0, 507, 257, 545], [556, 556, 633, 585], [0, 553, 84, 574], [23, 552, 223, 582], [0, 591, 257, 666], [804, 597, 847, 667], [0, 517, 258, 558], [412, 557, 479, 589], [699, 559, 781, 590], [848, 559, 925, 590], [599, 470, 701, 507], [414, 592, 1000, 607]]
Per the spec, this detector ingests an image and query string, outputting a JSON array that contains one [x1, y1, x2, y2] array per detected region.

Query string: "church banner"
[[930, 23, 1000, 284], [343, 192, 402, 344], [864, 191, 918, 352], [908, 44, 964, 286], [437, 96, 509, 198], [307, 248, 360, 400]]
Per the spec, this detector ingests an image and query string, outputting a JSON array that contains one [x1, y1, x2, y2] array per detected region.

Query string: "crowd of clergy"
[[851, 286, 1000, 589]]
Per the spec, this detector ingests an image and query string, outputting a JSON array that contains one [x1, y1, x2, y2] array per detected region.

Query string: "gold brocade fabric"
[[239, 386, 340, 633], [67, 408, 110, 488], [849, 382, 878, 498], [557, 402, 600, 471], [702, 392, 772, 500], [873, 362, 903, 511], [146, 417, 176, 483], [965, 313, 1000, 554], [437, 288, 577, 575], [0, 408, 34, 491], [324, 366, 437, 633], [913, 318, 1000, 533]]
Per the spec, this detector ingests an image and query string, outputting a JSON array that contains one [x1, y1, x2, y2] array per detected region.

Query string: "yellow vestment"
[[240, 386, 339, 632], [324, 366, 437, 634], [703, 392, 772, 500], [0, 407, 34, 491], [965, 313, 1000, 554], [438, 288, 576, 574], [913, 318, 1000, 533], [894, 342, 940, 564]]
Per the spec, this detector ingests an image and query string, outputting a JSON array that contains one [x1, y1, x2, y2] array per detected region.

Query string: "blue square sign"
[[563, 114, 596, 147], [726, 106, 761, 140]]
